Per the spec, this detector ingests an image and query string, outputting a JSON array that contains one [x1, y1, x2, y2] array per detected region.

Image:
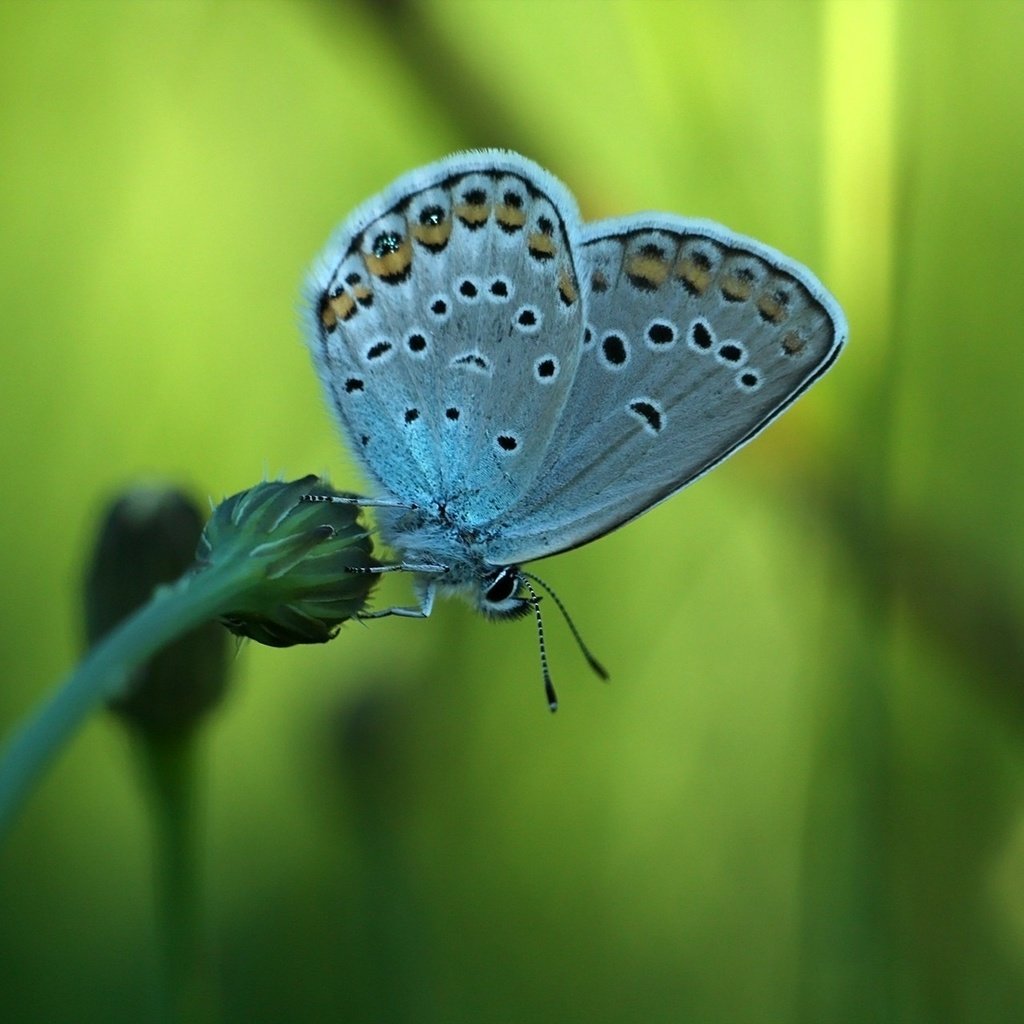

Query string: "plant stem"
[[0, 565, 243, 842], [134, 730, 216, 1024]]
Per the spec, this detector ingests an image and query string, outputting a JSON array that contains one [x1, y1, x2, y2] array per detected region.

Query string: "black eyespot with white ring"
[[645, 318, 677, 350], [599, 331, 629, 369], [486, 275, 514, 303], [533, 355, 560, 383], [627, 397, 665, 436], [363, 338, 395, 364], [426, 293, 451, 321], [404, 329, 430, 358], [495, 433, 520, 454], [715, 341, 747, 366], [687, 317, 715, 353], [736, 368, 763, 392], [513, 305, 542, 333], [455, 277, 482, 303]]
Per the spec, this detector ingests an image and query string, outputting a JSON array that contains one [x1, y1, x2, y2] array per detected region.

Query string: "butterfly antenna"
[[522, 571, 609, 681], [519, 577, 558, 712]]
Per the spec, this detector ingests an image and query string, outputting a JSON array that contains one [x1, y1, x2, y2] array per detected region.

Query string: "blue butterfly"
[[303, 151, 846, 707]]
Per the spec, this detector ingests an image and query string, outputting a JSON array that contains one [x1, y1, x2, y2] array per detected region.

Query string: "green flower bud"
[[84, 487, 231, 736], [196, 476, 379, 647]]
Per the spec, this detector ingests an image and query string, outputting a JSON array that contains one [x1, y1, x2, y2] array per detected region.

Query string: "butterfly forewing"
[[304, 152, 585, 522], [486, 215, 846, 564]]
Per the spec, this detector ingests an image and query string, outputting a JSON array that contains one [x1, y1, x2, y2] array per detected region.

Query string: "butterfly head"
[[477, 565, 532, 621]]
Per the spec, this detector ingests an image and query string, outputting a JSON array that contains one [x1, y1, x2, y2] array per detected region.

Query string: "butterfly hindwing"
[[486, 215, 847, 564], [304, 151, 586, 522]]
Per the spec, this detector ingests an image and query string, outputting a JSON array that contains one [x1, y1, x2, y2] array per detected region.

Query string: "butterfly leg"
[[301, 493, 418, 510], [348, 561, 448, 576], [356, 579, 438, 620]]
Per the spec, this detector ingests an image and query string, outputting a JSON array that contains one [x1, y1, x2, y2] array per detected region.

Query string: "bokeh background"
[[2, 1, 1022, 1021]]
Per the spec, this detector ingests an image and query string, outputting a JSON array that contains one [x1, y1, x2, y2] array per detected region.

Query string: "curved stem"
[[0, 565, 243, 841]]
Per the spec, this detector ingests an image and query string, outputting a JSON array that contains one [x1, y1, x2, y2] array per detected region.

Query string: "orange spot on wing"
[[757, 293, 787, 324], [676, 256, 712, 295], [782, 330, 806, 355], [496, 204, 526, 231], [454, 201, 490, 226], [365, 236, 413, 281], [720, 273, 754, 302], [411, 219, 452, 250], [321, 291, 357, 329], [625, 252, 670, 289], [557, 269, 578, 305], [528, 232, 557, 259]]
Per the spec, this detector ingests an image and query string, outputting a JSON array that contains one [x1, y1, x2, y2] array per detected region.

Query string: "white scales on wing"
[[303, 150, 847, 709]]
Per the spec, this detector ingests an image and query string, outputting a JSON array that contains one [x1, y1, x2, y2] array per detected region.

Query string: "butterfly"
[[303, 150, 847, 708]]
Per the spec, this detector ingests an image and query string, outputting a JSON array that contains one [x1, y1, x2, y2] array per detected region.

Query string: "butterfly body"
[[303, 150, 846, 638]]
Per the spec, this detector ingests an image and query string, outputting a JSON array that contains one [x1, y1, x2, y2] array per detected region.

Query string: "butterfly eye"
[[484, 568, 517, 603], [479, 568, 531, 620]]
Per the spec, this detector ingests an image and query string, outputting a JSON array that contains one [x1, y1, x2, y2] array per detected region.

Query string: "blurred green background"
[[1, 1, 1022, 1021]]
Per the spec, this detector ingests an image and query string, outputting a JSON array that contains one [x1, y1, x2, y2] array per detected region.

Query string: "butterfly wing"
[[303, 151, 586, 523], [485, 215, 847, 564]]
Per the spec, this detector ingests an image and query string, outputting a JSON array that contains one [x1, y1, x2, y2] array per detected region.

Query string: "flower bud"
[[84, 486, 230, 736], [196, 476, 379, 647]]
